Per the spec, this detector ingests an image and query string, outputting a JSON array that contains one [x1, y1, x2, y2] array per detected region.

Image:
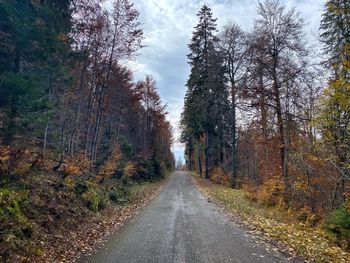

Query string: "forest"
[[1, 0, 350, 262], [0, 0, 174, 261], [181, 0, 350, 252]]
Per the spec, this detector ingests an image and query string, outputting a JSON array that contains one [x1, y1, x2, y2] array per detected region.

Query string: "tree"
[[253, 0, 307, 198], [319, 0, 350, 207], [181, 5, 229, 179], [320, 0, 350, 69], [219, 22, 248, 187], [0, 0, 72, 146]]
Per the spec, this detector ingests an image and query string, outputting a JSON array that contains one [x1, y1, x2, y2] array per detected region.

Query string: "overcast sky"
[[128, 0, 324, 162]]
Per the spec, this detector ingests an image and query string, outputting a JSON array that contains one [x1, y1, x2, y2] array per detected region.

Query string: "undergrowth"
[[0, 169, 165, 262]]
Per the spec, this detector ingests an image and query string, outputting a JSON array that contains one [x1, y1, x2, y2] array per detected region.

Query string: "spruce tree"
[[320, 0, 350, 69], [181, 5, 229, 178]]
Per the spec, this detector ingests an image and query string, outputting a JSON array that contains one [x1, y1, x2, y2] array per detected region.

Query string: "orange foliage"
[[256, 177, 285, 208], [98, 146, 122, 179], [63, 153, 92, 176], [211, 167, 230, 187], [0, 146, 43, 175], [123, 161, 136, 178]]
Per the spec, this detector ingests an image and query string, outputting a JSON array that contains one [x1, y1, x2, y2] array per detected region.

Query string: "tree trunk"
[[197, 135, 203, 177], [231, 84, 238, 188], [205, 130, 210, 179], [273, 69, 290, 200]]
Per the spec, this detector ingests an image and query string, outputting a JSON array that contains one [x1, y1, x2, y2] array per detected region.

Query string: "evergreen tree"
[[181, 5, 229, 178], [320, 0, 350, 69], [319, 0, 350, 207], [0, 0, 72, 145]]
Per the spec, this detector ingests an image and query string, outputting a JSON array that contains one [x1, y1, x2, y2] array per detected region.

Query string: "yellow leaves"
[[305, 153, 322, 163], [123, 161, 136, 178], [293, 181, 308, 191], [256, 178, 285, 207], [65, 165, 81, 176]]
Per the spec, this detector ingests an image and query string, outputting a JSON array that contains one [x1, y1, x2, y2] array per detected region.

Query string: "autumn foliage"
[[0, 0, 174, 261], [181, 0, 349, 251]]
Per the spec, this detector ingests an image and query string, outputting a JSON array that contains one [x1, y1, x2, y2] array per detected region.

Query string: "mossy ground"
[[0, 170, 166, 262]]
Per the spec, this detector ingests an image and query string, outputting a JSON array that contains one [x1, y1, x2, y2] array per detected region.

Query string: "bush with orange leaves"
[[98, 146, 122, 180], [63, 153, 93, 176], [123, 161, 136, 178], [210, 167, 231, 187], [256, 177, 285, 208]]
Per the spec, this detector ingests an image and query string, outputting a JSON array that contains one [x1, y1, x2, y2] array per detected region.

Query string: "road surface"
[[79, 172, 291, 263]]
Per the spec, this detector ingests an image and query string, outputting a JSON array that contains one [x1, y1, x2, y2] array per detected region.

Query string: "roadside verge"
[[191, 174, 350, 263]]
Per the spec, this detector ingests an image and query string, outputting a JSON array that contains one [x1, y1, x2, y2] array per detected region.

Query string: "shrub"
[[74, 181, 89, 195], [109, 185, 130, 204], [210, 167, 230, 187], [81, 188, 101, 212], [325, 198, 350, 249], [98, 146, 122, 180], [63, 153, 92, 176], [0, 188, 31, 241], [0, 188, 28, 224], [256, 178, 285, 208], [123, 161, 136, 178]]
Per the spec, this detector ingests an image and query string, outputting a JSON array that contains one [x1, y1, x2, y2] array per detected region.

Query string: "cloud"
[[129, 0, 323, 162]]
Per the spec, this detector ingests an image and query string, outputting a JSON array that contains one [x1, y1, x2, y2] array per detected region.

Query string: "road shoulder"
[[191, 173, 350, 262]]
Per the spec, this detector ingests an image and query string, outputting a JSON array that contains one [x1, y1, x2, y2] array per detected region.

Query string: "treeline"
[[0, 0, 174, 178], [181, 0, 349, 239], [0, 1, 174, 259]]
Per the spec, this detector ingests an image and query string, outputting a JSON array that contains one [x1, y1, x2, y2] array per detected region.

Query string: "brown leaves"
[[62, 153, 92, 176], [41, 179, 165, 263]]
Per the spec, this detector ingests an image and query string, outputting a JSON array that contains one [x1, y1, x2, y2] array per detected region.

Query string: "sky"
[[128, 0, 324, 162]]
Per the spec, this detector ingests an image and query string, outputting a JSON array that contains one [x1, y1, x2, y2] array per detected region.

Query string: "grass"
[[192, 174, 350, 263]]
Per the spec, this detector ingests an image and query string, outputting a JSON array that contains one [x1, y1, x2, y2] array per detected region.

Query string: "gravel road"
[[79, 171, 291, 263]]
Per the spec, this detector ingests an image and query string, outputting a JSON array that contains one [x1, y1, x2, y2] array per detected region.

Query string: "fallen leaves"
[[192, 175, 350, 263], [42, 179, 165, 263]]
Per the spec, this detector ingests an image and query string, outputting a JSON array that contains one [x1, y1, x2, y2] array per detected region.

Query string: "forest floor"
[[192, 174, 350, 263], [0, 171, 167, 263]]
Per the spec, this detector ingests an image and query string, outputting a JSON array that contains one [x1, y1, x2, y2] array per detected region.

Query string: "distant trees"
[[0, 0, 174, 180], [181, 0, 349, 212]]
